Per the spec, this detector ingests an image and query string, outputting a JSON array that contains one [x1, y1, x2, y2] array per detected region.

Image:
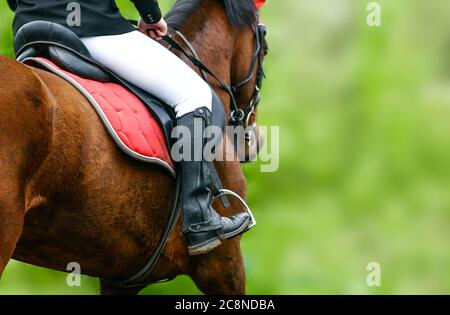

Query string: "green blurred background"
[[1, 0, 449, 294]]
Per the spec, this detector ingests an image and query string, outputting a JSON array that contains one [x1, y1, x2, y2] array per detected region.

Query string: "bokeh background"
[[1, 0, 449, 294]]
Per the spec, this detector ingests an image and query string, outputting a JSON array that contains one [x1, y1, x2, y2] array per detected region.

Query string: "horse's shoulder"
[[0, 56, 57, 93], [0, 55, 36, 82]]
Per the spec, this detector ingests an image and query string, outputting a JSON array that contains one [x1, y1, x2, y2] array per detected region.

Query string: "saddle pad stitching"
[[83, 87, 142, 152], [108, 87, 166, 157]]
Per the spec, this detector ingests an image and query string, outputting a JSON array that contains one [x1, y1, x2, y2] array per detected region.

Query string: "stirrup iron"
[[215, 189, 257, 232]]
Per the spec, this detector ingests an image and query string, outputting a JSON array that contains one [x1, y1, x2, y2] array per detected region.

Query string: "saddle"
[[14, 21, 227, 174]]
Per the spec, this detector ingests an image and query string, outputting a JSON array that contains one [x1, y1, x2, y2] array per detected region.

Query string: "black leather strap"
[[205, 161, 230, 208], [162, 23, 267, 129]]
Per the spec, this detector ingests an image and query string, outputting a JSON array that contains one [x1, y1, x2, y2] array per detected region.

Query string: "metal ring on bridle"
[[230, 108, 245, 122]]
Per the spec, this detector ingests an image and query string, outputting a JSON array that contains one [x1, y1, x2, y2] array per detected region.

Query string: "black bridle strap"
[[162, 34, 242, 124], [172, 29, 208, 82], [232, 25, 263, 92]]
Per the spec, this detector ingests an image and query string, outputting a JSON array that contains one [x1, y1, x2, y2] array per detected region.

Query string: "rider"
[[8, 0, 251, 256]]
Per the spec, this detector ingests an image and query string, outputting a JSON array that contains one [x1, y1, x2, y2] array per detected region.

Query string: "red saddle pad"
[[25, 57, 174, 174]]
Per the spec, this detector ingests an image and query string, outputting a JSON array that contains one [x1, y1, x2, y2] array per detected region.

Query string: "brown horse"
[[0, 0, 266, 295]]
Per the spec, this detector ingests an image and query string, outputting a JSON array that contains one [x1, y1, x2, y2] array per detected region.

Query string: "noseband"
[[163, 19, 268, 128]]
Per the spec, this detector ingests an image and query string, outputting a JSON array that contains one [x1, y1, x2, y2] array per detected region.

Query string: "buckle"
[[230, 109, 245, 123]]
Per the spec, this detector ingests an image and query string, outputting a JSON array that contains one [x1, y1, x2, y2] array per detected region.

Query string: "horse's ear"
[[254, 0, 266, 10]]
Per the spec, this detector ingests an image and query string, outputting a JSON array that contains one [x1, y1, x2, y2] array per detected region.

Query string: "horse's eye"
[[263, 40, 269, 56]]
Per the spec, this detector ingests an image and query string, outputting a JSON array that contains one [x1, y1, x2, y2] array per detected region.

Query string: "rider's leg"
[[176, 107, 250, 255], [81, 31, 250, 255], [81, 31, 210, 117]]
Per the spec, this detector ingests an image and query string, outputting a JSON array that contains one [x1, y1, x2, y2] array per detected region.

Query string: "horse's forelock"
[[223, 0, 257, 27], [166, 0, 257, 29]]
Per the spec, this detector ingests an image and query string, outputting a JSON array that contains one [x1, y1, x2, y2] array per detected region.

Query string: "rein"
[[172, 29, 208, 82], [163, 21, 267, 128]]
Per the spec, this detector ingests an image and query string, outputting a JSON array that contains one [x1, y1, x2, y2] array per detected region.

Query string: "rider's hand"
[[139, 18, 168, 41]]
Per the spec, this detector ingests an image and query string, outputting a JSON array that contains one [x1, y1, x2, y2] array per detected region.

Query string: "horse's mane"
[[165, 0, 257, 29]]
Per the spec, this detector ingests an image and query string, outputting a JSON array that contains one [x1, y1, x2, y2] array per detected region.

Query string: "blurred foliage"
[[0, 0, 449, 294]]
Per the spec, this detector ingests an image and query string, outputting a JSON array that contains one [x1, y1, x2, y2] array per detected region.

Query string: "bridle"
[[229, 22, 267, 128], [162, 19, 268, 128]]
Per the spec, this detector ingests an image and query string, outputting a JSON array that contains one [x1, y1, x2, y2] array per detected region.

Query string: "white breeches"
[[81, 30, 212, 117]]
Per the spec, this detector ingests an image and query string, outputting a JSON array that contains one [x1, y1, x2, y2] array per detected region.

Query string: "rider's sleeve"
[[7, 0, 17, 11], [131, 0, 162, 24]]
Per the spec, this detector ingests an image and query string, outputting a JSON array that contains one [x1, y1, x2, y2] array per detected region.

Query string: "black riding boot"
[[176, 107, 250, 256]]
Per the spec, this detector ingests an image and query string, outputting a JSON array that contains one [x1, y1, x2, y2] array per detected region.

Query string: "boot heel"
[[188, 237, 222, 256]]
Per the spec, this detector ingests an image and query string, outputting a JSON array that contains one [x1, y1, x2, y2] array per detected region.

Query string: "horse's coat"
[[0, 0, 265, 295]]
